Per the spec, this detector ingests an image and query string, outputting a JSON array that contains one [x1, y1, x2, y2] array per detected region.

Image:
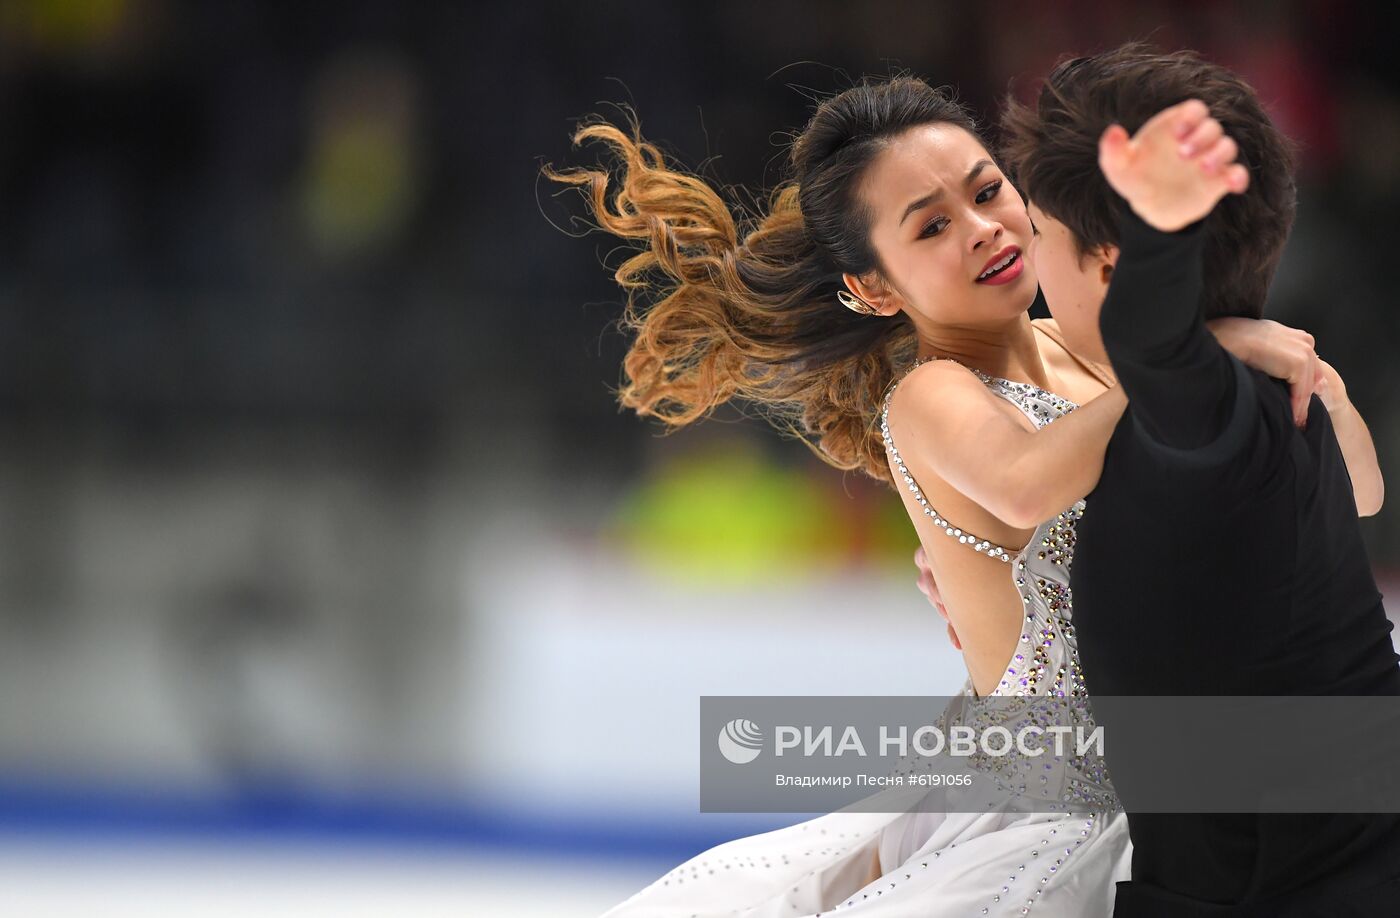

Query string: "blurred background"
[[0, 0, 1397, 914]]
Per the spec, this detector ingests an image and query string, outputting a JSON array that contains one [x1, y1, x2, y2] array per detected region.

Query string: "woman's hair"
[[999, 42, 1298, 321], [542, 76, 980, 487]]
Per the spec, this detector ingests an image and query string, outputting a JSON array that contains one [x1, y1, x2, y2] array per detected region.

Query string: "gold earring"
[[837, 289, 880, 316]]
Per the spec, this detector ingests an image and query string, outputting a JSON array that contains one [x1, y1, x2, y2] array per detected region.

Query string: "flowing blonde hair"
[[543, 76, 981, 486]]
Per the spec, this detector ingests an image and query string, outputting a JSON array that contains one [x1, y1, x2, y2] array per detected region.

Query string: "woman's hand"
[[1314, 357, 1348, 413], [1206, 317, 1321, 428], [914, 546, 960, 651], [1313, 359, 1384, 516], [1207, 318, 1382, 515]]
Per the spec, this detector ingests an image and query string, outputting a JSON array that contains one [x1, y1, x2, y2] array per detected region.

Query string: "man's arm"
[[1097, 99, 1256, 454], [1098, 204, 1249, 451]]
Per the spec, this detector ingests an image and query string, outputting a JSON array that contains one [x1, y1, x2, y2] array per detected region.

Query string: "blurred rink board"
[[0, 465, 969, 915], [3, 537, 1396, 916], [0, 460, 1397, 915], [459, 511, 973, 817]]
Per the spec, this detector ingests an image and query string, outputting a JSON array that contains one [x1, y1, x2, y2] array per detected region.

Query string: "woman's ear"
[[842, 271, 902, 317]]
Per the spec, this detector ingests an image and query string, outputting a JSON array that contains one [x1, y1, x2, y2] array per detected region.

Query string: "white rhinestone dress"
[[599, 358, 1132, 918]]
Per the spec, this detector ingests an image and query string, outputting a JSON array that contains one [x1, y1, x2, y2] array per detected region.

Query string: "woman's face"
[[851, 123, 1038, 325]]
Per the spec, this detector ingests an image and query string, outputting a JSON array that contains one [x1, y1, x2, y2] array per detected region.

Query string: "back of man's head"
[[1000, 42, 1298, 320]]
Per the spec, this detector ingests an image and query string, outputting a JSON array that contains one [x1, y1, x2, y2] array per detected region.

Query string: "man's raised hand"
[[1099, 99, 1250, 232], [914, 546, 961, 651]]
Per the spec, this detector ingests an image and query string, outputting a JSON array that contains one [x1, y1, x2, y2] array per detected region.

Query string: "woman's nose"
[[968, 216, 1004, 253]]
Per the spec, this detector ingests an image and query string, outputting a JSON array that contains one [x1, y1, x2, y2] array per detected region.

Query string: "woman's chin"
[[980, 268, 1037, 311], [999, 283, 1039, 318]]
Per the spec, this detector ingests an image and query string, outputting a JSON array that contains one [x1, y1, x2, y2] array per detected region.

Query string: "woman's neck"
[[914, 314, 1050, 389]]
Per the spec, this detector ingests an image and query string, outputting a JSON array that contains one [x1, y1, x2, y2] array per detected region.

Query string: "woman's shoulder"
[[890, 358, 987, 403], [886, 358, 1000, 432]]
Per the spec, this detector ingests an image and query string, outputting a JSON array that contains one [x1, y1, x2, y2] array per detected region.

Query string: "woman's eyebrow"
[[898, 159, 996, 226]]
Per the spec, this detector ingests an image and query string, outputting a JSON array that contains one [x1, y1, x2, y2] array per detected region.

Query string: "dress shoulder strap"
[[881, 358, 1018, 563], [1031, 319, 1116, 388]]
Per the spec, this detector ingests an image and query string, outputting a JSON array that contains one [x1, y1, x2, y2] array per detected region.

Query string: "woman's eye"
[[919, 217, 949, 238], [975, 180, 1002, 204]]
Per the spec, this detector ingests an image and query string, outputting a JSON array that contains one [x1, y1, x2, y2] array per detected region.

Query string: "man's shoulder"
[[1088, 362, 1287, 513], [1117, 355, 1276, 473]]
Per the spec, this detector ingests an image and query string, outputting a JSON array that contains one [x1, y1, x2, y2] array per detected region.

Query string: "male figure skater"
[[924, 45, 1400, 915]]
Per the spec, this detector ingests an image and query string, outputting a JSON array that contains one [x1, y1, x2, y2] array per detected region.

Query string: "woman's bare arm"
[[1207, 317, 1383, 516], [888, 361, 1126, 530], [1318, 361, 1384, 516]]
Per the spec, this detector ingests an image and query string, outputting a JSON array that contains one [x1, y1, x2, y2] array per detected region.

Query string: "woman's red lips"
[[975, 246, 1024, 285]]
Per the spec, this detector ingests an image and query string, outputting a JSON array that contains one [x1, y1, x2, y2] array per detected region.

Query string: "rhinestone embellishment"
[[880, 356, 1080, 565]]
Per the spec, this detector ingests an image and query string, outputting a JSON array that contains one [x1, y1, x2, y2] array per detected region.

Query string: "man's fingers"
[[1102, 123, 1131, 146], [924, 575, 943, 606], [917, 566, 944, 605], [1176, 99, 1211, 131], [1098, 123, 1132, 176], [1180, 116, 1223, 157], [913, 542, 958, 649], [1223, 162, 1250, 193], [1135, 98, 1209, 143], [1199, 135, 1238, 174]]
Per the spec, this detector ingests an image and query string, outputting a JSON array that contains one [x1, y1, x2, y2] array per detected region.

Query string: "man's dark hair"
[[1000, 42, 1299, 320]]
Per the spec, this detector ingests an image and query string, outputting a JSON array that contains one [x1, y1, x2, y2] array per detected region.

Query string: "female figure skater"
[[544, 72, 1378, 917]]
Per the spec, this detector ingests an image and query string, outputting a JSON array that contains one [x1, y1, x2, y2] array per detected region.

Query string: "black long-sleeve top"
[[1069, 200, 1400, 913]]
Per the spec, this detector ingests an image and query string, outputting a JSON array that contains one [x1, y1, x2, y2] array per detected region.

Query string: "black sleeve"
[[1099, 197, 1259, 462]]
